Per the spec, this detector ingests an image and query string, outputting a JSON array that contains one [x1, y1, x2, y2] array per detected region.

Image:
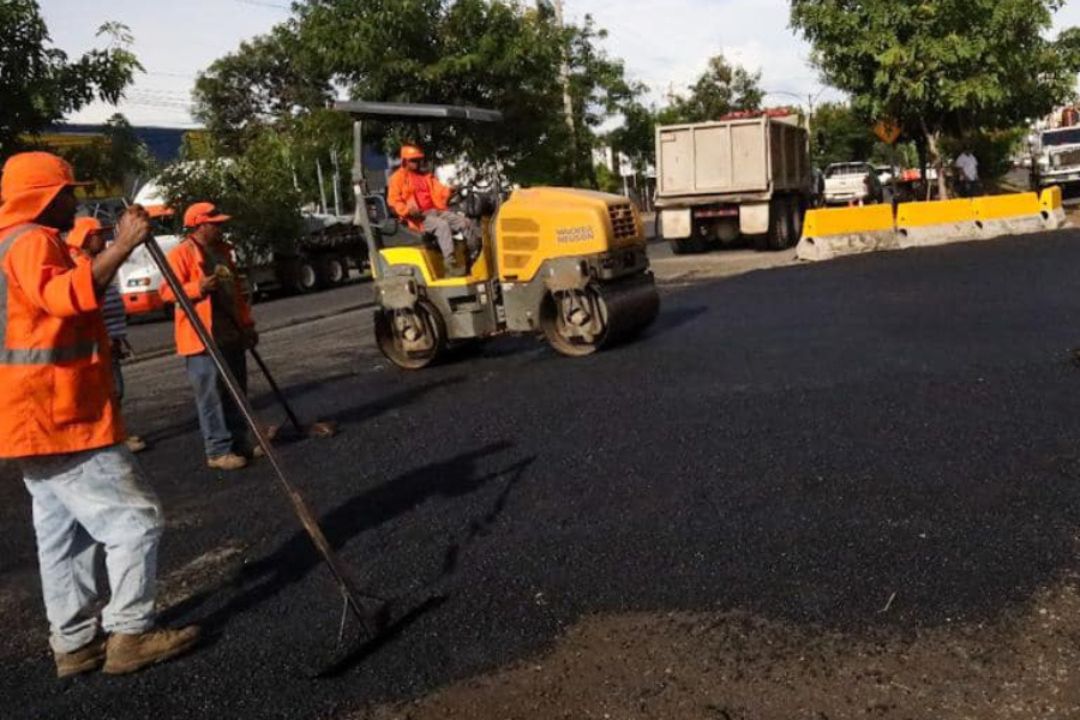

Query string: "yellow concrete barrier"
[[896, 199, 978, 246], [971, 192, 1047, 238], [972, 192, 1041, 221], [1041, 186, 1067, 230], [796, 205, 897, 261], [799, 190, 1070, 262], [896, 198, 976, 227]]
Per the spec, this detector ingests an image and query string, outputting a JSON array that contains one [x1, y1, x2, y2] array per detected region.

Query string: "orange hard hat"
[[401, 145, 425, 161], [183, 201, 231, 228], [0, 152, 92, 228], [66, 217, 105, 250]]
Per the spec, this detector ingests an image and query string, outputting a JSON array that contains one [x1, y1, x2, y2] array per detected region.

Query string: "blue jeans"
[[21, 445, 163, 653], [185, 345, 250, 458]]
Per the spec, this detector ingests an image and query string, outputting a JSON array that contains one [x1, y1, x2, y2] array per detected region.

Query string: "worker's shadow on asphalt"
[[142, 372, 465, 448], [318, 451, 536, 678], [161, 440, 533, 664]]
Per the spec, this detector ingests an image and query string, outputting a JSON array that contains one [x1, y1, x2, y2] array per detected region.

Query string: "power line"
[[232, 0, 291, 10]]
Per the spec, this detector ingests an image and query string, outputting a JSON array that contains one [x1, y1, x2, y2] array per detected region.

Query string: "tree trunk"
[[924, 126, 948, 201], [916, 137, 929, 200]]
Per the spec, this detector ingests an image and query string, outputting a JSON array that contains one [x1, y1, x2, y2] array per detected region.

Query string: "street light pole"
[[550, 0, 578, 181]]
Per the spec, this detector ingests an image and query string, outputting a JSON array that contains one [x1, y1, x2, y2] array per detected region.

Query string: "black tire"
[[668, 229, 709, 255], [374, 300, 446, 370], [669, 238, 691, 255], [791, 198, 806, 245], [316, 254, 348, 287], [767, 198, 794, 251], [286, 258, 318, 294]]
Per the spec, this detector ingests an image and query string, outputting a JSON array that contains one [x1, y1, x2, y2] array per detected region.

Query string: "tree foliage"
[[791, 0, 1080, 196], [0, 1, 141, 156], [155, 131, 305, 258], [606, 53, 764, 171], [193, 0, 638, 188], [663, 54, 764, 125], [810, 102, 877, 167], [55, 113, 155, 196]]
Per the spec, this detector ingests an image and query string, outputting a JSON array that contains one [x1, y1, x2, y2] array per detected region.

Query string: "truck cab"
[[1034, 126, 1080, 190]]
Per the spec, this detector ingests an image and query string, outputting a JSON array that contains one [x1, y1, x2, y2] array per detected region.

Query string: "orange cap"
[[0, 152, 91, 229], [183, 202, 231, 228], [66, 217, 105, 250], [401, 145, 425, 161]]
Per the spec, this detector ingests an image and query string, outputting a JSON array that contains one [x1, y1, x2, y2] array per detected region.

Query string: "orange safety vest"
[[387, 168, 452, 231], [0, 223, 122, 458], [159, 237, 254, 356]]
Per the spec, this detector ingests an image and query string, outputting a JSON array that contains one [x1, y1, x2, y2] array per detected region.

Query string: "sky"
[[39, 0, 1080, 129]]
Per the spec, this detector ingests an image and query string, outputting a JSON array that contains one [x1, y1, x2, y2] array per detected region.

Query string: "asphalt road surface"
[[4, 231, 1080, 718]]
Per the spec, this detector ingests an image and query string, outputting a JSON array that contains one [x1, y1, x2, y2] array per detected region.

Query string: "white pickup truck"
[[822, 162, 883, 206], [1033, 126, 1080, 191]]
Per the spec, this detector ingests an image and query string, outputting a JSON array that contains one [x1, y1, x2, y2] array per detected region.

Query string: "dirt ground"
[[351, 573, 1080, 720]]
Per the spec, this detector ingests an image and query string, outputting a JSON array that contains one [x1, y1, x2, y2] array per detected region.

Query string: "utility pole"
[[553, 0, 577, 179]]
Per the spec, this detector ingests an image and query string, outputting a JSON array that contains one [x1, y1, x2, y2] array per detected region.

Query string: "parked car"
[[823, 162, 883, 206]]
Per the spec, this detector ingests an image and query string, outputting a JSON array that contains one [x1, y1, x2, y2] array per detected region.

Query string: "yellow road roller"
[[335, 101, 660, 370]]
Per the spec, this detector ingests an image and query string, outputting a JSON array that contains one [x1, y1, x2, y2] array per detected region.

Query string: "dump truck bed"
[[656, 117, 809, 201]]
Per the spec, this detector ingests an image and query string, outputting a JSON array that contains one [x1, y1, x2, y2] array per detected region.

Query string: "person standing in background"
[[954, 149, 980, 198], [67, 217, 146, 453], [160, 202, 259, 471]]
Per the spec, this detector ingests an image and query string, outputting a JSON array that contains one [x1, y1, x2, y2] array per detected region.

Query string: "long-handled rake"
[[144, 234, 382, 643]]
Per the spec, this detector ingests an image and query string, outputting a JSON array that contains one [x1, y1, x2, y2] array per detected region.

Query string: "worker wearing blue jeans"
[[22, 447, 163, 656], [185, 344, 251, 460]]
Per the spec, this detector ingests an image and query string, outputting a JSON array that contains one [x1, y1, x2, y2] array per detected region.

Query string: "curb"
[[127, 301, 376, 366]]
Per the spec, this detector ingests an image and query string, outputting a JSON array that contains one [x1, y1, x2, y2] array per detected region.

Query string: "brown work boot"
[[103, 626, 201, 675], [55, 635, 107, 678], [125, 435, 148, 453], [207, 453, 248, 471]]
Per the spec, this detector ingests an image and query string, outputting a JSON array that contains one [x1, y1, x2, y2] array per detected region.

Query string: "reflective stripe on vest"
[[0, 224, 101, 365]]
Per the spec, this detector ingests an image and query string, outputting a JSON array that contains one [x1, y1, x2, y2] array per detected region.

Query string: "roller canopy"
[[332, 101, 503, 123]]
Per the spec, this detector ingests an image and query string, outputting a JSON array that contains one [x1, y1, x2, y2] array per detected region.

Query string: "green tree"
[[791, 0, 1080, 198], [156, 130, 304, 259], [193, 0, 639, 187], [663, 54, 764, 124], [56, 113, 155, 197], [604, 53, 764, 175], [193, 22, 331, 153], [810, 102, 877, 167], [0, 2, 141, 156]]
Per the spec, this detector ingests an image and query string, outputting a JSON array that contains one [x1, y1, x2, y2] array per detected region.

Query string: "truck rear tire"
[[669, 237, 702, 254], [767, 197, 795, 251], [669, 221, 711, 254], [316, 254, 348, 287], [289, 259, 318, 294]]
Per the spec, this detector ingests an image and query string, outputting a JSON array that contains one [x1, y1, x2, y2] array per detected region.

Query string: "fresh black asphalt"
[[4, 231, 1080, 718]]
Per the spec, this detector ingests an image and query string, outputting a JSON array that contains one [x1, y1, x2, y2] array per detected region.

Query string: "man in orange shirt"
[[160, 202, 257, 471], [0, 152, 199, 677], [387, 145, 480, 276]]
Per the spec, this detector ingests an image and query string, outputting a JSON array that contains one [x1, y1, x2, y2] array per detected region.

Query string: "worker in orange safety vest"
[[387, 144, 480, 276], [0, 152, 199, 677], [66, 217, 147, 454], [159, 202, 258, 472]]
